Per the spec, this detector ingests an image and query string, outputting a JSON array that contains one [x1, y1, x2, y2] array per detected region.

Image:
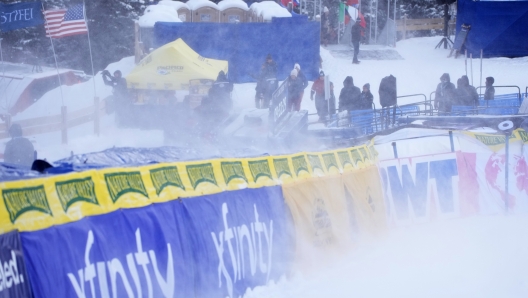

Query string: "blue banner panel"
[[20, 202, 195, 298], [182, 186, 293, 298], [0, 230, 32, 298], [457, 0, 528, 57], [154, 21, 320, 83], [0, 2, 44, 32]]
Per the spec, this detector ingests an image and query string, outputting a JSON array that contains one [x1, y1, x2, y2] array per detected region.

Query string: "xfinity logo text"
[[211, 203, 273, 298], [68, 229, 174, 298]]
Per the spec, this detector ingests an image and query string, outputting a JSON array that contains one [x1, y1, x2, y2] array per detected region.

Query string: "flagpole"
[[42, 2, 65, 106], [83, 0, 97, 98]]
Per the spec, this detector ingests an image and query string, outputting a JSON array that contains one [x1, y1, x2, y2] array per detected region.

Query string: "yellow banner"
[[463, 128, 527, 152], [282, 174, 352, 271], [342, 167, 387, 238], [0, 143, 380, 233]]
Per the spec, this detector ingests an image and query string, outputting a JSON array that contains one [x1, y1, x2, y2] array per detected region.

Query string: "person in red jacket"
[[311, 70, 334, 121]]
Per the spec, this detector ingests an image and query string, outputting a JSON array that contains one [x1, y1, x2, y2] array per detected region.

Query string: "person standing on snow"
[[321, 6, 331, 46], [102, 69, 129, 125], [351, 19, 362, 64], [3, 124, 35, 167], [102, 69, 128, 100], [255, 54, 278, 108], [338, 76, 361, 111], [460, 75, 479, 106], [294, 63, 308, 99], [484, 76, 495, 101], [287, 69, 304, 111], [359, 83, 374, 109], [311, 70, 334, 121], [208, 70, 234, 114], [435, 73, 456, 114]]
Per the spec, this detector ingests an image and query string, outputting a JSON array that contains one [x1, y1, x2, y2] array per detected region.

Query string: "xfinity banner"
[[20, 203, 195, 298], [0, 2, 44, 32], [0, 230, 32, 298], [182, 186, 293, 298]]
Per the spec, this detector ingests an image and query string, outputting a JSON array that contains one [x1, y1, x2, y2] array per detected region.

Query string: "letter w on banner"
[[43, 4, 87, 38]]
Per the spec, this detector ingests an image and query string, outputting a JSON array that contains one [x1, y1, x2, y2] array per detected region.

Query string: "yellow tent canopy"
[[126, 38, 228, 90]]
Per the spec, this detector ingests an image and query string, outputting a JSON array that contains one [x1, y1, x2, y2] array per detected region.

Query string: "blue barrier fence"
[[20, 187, 293, 298], [154, 20, 321, 83]]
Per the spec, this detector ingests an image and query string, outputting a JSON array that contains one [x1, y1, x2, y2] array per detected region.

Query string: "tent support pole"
[[465, 50, 467, 77], [479, 49, 483, 96], [470, 53, 473, 87]]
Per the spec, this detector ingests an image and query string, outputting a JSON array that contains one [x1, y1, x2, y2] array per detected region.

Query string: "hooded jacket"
[[339, 76, 362, 111], [435, 73, 456, 112]]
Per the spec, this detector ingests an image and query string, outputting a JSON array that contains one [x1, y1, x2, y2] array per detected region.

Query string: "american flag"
[[43, 4, 88, 38]]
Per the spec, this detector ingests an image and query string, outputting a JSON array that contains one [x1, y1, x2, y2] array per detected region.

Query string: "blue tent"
[[457, 0, 528, 57]]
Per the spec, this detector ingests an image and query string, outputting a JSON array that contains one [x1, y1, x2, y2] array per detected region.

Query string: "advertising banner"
[[0, 230, 32, 298], [282, 175, 353, 270], [342, 167, 387, 239], [378, 151, 481, 225], [0, 2, 44, 32], [458, 129, 528, 213], [20, 202, 195, 298], [181, 187, 293, 298]]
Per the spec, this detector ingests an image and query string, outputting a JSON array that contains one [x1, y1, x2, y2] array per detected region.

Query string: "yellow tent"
[[126, 38, 228, 90]]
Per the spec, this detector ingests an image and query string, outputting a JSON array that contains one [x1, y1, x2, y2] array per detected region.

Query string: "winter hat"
[[266, 54, 272, 60], [290, 69, 298, 77], [323, 6, 329, 12], [294, 63, 301, 71], [363, 83, 370, 90], [440, 73, 450, 82], [319, 70, 325, 77], [486, 76, 495, 84]]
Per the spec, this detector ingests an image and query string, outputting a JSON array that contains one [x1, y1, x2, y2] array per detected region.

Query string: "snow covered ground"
[[245, 215, 528, 298], [5, 36, 528, 296]]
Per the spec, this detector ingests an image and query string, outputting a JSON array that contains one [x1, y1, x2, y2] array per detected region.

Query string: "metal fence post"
[[94, 97, 100, 136], [61, 106, 67, 144]]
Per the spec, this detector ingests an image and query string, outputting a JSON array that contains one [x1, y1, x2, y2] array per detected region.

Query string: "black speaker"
[[436, 0, 456, 5]]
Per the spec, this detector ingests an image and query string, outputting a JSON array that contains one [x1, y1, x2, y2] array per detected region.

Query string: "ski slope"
[[6, 36, 528, 297]]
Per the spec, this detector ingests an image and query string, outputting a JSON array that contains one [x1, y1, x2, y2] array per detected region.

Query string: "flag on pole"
[[43, 4, 87, 38]]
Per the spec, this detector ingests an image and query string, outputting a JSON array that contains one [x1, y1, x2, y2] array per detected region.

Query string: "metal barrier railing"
[[475, 85, 522, 107]]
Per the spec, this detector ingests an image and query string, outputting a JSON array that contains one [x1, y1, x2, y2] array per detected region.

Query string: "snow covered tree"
[[1, 0, 146, 73]]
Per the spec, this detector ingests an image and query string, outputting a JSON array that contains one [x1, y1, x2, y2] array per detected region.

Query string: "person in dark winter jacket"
[[484, 76, 495, 100], [351, 20, 362, 64], [102, 69, 128, 99], [102, 69, 129, 125], [208, 70, 233, 113], [360, 83, 374, 109], [255, 54, 278, 108], [287, 69, 304, 111], [311, 70, 334, 120], [435, 73, 456, 113], [460, 75, 479, 106], [3, 124, 34, 167], [338, 76, 361, 111]]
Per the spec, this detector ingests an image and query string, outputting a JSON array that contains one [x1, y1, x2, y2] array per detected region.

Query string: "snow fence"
[[1, 128, 528, 297]]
